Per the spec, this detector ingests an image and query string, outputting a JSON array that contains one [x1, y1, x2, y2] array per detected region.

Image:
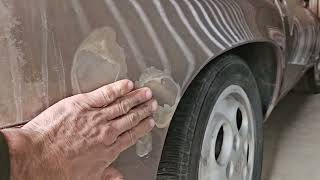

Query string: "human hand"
[[2, 79, 157, 180]]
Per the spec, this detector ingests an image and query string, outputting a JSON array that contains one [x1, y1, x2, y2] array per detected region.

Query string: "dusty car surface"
[[0, 0, 320, 179]]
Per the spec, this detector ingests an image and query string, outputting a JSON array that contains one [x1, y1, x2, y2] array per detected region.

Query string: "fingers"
[[79, 79, 134, 108], [111, 118, 155, 153], [99, 97, 156, 146], [100, 87, 153, 120], [110, 100, 158, 135]]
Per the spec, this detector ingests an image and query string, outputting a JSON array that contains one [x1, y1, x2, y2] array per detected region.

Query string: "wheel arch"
[[226, 42, 282, 116], [187, 41, 284, 118]]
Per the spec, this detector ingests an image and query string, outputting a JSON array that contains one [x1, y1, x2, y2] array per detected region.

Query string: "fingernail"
[[127, 81, 134, 90], [149, 118, 155, 127], [151, 100, 158, 112], [145, 89, 152, 99]]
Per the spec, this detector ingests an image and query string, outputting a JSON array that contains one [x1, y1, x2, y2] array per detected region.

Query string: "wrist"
[[0, 130, 10, 180]]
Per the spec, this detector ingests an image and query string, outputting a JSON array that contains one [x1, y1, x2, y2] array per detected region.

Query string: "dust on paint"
[[0, 0, 24, 125]]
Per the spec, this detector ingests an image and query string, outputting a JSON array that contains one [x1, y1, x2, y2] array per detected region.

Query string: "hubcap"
[[198, 85, 255, 180]]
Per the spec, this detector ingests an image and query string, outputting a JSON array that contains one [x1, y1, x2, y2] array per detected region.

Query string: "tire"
[[157, 55, 263, 180]]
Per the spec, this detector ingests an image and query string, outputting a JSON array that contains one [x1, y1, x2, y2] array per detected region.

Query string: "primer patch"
[[136, 67, 181, 128], [136, 132, 152, 157], [71, 27, 127, 93]]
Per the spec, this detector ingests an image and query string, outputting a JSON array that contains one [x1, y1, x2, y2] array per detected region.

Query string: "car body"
[[0, 0, 319, 179]]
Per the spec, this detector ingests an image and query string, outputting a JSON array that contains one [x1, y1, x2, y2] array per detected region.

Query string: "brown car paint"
[[0, 0, 319, 179]]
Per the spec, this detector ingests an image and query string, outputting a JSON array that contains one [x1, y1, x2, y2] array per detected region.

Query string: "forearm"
[[1, 129, 66, 180], [0, 130, 10, 180]]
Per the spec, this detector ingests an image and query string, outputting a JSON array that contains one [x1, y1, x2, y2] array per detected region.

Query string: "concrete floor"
[[262, 92, 320, 180]]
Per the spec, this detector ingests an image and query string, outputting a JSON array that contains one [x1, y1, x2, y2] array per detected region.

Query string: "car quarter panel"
[[277, 0, 320, 94], [0, 0, 285, 179]]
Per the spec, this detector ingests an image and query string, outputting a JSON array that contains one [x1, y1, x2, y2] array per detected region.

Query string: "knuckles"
[[117, 100, 131, 114], [91, 111, 104, 123], [126, 112, 139, 126], [102, 88, 116, 104], [128, 130, 137, 145], [102, 125, 119, 145]]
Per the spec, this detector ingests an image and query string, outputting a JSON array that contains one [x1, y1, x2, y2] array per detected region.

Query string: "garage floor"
[[262, 92, 320, 180]]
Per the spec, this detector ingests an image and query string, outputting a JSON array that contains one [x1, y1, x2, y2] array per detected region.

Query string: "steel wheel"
[[199, 85, 254, 180]]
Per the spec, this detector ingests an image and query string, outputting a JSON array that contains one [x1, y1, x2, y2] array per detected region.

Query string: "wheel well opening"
[[226, 42, 278, 114]]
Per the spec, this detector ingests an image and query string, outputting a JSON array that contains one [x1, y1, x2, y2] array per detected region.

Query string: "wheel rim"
[[198, 85, 255, 180]]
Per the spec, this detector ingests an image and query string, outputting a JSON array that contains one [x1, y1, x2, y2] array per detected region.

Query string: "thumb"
[[102, 167, 124, 180]]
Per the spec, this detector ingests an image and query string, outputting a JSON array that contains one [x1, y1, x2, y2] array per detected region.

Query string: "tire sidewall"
[[189, 59, 263, 180]]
